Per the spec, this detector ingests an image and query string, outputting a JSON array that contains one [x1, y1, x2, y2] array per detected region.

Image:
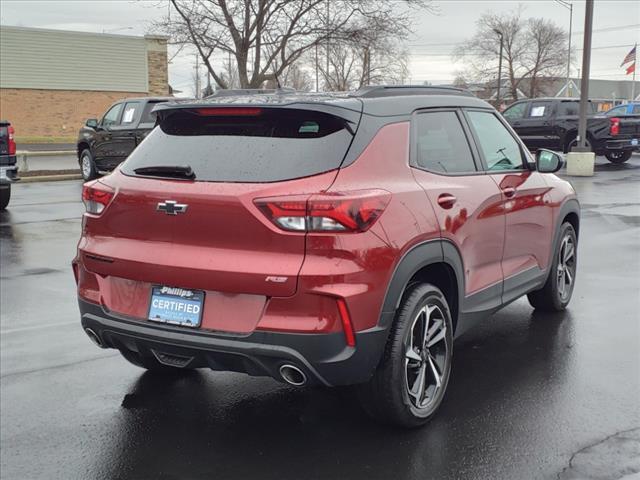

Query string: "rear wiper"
[[133, 165, 196, 179]]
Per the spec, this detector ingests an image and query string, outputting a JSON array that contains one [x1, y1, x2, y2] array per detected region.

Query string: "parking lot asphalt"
[[1, 157, 639, 480]]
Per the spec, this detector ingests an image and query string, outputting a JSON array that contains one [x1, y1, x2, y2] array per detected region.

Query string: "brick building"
[[0, 25, 170, 140]]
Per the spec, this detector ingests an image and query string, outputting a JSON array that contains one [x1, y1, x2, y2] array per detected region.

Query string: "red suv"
[[73, 86, 579, 427]]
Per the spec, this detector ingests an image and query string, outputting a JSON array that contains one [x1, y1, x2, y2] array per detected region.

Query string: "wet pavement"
[[1, 158, 639, 480]]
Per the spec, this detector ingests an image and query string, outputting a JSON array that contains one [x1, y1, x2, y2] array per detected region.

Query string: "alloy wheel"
[[404, 303, 449, 410], [81, 154, 92, 179], [557, 234, 576, 301]]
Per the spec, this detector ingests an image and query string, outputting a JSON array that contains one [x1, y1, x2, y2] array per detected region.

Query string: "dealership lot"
[[1, 158, 639, 479]]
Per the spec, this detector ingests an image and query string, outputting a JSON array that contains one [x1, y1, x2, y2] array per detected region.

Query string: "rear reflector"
[[82, 181, 115, 215], [191, 107, 263, 116], [610, 117, 620, 136], [7, 125, 16, 155], [336, 298, 356, 347], [254, 189, 391, 233]]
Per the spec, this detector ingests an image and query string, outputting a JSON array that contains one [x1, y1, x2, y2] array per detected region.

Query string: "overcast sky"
[[1, 0, 639, 96]]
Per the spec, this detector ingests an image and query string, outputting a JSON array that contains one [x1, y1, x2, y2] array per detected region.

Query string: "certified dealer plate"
[[148, 286, 204, 327]]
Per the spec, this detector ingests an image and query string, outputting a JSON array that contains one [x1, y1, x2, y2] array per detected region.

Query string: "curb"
[[18, 174, 83, 183]]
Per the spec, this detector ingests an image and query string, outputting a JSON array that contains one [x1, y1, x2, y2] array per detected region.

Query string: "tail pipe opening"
[[279, 364, 307, 386], [84, 328, 105, 348]]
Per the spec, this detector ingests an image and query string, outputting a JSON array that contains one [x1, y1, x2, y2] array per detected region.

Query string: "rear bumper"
[[0, 155, 18, 184], [603, 138, 640, 152], [79, 298, 389, 387]]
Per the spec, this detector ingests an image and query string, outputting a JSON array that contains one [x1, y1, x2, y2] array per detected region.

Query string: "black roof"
[[156, 85, 492, 117]]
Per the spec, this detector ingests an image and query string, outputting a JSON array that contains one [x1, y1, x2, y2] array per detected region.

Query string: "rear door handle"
[[502, 187, 517, 198], [437, 193, 457, 209]]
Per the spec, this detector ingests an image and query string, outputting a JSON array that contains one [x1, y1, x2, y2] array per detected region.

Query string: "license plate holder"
[[148, 286, 204, 328]]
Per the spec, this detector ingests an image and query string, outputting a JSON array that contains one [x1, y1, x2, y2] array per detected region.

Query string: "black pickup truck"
[[77, 97, 173, 180], [502, 98, 640, 163], [0, 120, 19, 210]]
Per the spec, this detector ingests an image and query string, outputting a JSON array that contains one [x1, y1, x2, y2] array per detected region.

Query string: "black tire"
[[528, 222, 577, 312], [358, 283, 453, 428], [80, 149, 98, 181], [0, 185, 10, 210], [118, 348, 195, 374], [605, 150, 632, 164]]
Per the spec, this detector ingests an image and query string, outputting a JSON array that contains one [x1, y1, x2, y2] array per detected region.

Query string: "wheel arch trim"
[[378, 239, 464, 330]]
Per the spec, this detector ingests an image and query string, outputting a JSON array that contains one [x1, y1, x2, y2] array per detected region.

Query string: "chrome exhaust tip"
[[279, 364, 307, 386], [84, 328, 104, 348]]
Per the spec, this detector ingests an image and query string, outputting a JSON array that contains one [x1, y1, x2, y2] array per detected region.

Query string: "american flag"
[[621, 45, 636, 66]]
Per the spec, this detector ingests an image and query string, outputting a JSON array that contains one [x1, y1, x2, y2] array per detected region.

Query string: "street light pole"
[[554, 0, 573, 96], [566, 2, 573, 94], [576, 0, 594, 151], [494, 29, 504, 108]]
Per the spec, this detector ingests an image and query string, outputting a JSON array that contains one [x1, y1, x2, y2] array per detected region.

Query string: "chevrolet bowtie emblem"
[[157, 200, 188, 215]]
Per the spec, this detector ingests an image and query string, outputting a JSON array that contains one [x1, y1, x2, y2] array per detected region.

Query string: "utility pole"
[[555, 0, 573, 96], [575, 0, 594, 151], [195, 53, 201, 99], [325, 0, 330, 90], [632, 43, 637, 101], [494, 29, 504, 108]]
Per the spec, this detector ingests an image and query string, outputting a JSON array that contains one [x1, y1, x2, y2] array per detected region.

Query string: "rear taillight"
[[8, 125, 16, 155], [254, 190, 391, 233], [610, 117, 620, 136], [82, 181, 115, 215]]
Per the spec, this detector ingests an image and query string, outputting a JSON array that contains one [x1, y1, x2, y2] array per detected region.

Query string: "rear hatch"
[[80, 103, 361, 299]]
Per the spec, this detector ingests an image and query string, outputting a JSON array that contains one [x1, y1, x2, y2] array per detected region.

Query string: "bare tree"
[[452, 74, 468, 88], [155, 0, 435, 89], [454, 8, 568, 99], [280, 63, 313, 91], [316, 14, 411, 91], [524, 18, 567, 97]]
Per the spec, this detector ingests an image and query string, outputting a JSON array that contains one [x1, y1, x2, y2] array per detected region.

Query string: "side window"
[[605, 105, 626, 117], [527, 101, 552, 118], [121, 102, 142, 125], [414, 111, 476, 174], [632, 104, 640, 114], [140, 101, 163, 126], [466, 111, 525, 171], [502, 102, 527, 121], [558, 102, 580, 116], [101, 104, 123, 128]]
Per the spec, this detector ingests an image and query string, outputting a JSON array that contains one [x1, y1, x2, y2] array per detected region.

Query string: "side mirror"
[[85, 118, 98, 128], [536, 149, 564, 173]]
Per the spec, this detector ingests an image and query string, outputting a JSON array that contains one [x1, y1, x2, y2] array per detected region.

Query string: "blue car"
[[605, 102, 640, 116]]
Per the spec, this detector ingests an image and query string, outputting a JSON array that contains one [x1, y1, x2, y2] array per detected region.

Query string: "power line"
[[408, 43, 637, 57]]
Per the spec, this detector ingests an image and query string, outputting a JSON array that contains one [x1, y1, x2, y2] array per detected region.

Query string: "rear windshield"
[[121, 108, 354, 182]]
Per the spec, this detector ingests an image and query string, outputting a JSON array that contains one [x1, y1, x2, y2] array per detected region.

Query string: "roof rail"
[[206, 87, 297, 98], [353, 85, 472, 98]]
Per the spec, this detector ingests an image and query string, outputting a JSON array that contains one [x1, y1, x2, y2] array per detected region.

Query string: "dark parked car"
[[74, 86, 580, 427], [502, 97, 640, 163], [77, 97, 174, 180], [0, 120, 19, 210]]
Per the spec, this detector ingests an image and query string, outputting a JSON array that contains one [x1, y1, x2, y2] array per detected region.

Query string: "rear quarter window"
[[121, 108, 354, 183]]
